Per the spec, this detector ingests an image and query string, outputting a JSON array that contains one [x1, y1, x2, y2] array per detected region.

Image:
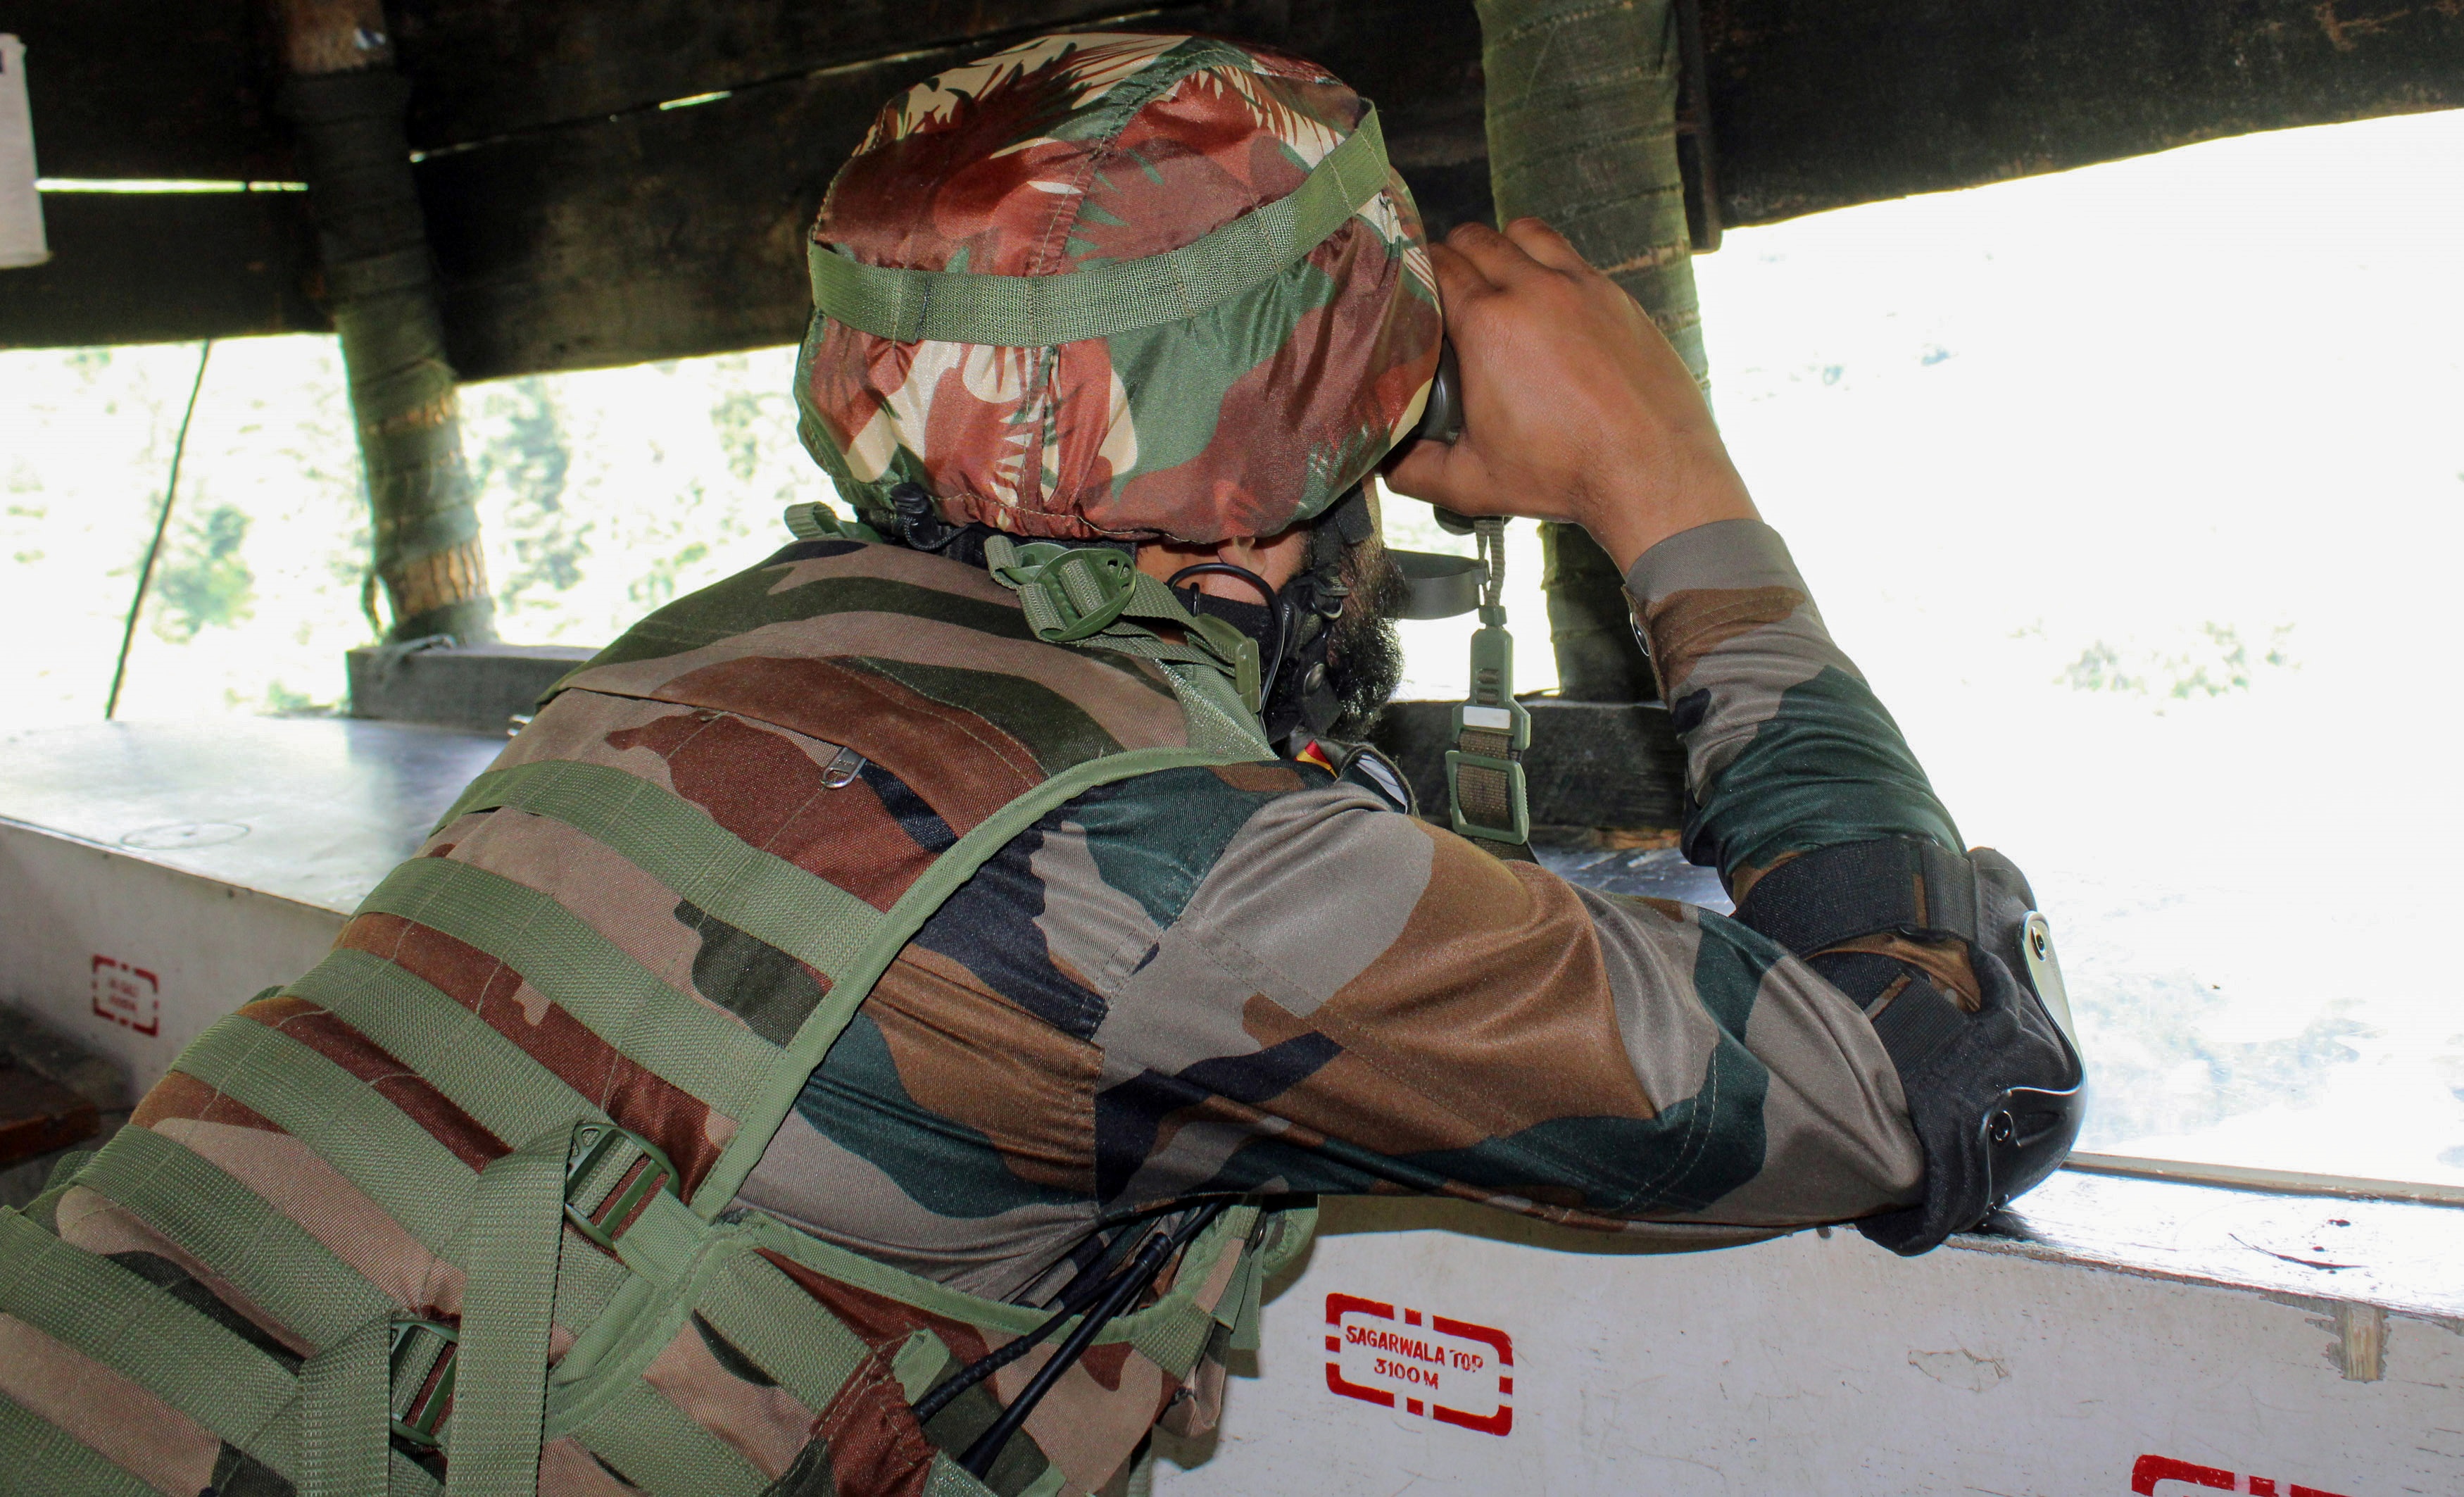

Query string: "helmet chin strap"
[[1169, 487, 1374, 744]]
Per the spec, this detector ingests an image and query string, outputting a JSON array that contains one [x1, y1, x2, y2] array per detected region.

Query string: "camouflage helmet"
[[796, 32, 1444, 544]]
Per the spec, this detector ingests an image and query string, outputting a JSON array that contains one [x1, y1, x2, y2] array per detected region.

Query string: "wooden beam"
[[1699, 0, 2464, 225], [6, 0, 2458, 362], [391, 0, 1285, 147], [4, 0, 290, 182], [0, 190, 327, 347]]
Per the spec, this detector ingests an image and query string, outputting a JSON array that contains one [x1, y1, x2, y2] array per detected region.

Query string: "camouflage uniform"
[[0, 34, 2047, 1497], [728, 517, 1947, 1296]]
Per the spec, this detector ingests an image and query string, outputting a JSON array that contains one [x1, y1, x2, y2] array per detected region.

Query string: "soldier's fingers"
[[1426, 243, 1496, 312], [1383, 434, 1528, 522], [1441, 221, 1543, 287], [1381, 430, 1482, 510], [1500, 217, 1590, 275]]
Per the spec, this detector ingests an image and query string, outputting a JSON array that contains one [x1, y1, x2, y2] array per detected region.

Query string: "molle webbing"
[[0, 584, 1302, 1494], [809, 106, 1390, 347]]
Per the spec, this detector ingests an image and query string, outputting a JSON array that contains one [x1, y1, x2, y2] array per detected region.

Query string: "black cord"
[[1167, 562, 1288, 701], [106, 340, 214, 720], [955, 1201, 1230, 1478], [907, 1232, 1135, 1425]]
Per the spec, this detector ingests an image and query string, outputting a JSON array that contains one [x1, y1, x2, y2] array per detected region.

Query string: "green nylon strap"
[[738, 1194, 1249, 1386], [171, 1017, 475, 1254], [691, 1251, 872, 1412], [359, 856, 777, 1124], [290, 946, 601, 1155], [572, 1377, 767, 1497], [1122, 1205, 1259, 1380], [432, 758, 884, 986], [445, 1132, 571, 1497], [75, 1123, 394, 1346], [1446, 516, 1534, 851], [1014, 1465, 1070, 1497], [0, 1393, 156, 1497], [810, 106, 1389, 347], [983, 537, 1271, 760], [601, 1185, 701, 1291], [699, 742, 1273, 1210], [394, 1448, 447, 1495], [275, 952, 636, 1365], [0, 1210, 302, 1476], [924, 1455, 1002, 1497], [301, 1315, 392, 1497]]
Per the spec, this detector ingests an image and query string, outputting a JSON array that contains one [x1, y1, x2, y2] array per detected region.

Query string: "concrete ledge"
[[346, 641, 596, 733]]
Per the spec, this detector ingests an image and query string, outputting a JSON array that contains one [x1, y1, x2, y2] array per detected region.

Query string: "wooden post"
[[275, 0, 495, 644], [1476, 0, 1704, 702]]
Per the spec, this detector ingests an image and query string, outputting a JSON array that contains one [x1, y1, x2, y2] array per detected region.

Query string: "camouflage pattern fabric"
[[798, 33, 1445, 544], [0, 514, 1960, 1497]]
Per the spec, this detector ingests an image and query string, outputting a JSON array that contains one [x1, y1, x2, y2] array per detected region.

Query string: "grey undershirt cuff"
[[1621, 518, 1806, 606]]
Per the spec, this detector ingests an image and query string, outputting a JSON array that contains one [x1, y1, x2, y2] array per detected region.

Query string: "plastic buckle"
[[1034, 548, 1138, 642], [388, 1317, 459, 1447], [564, 1122, 681, 1252], [1443, 750, 1532, 844]]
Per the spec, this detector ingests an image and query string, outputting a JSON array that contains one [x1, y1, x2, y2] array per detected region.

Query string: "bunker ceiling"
[[4, 0, 2460, 380]]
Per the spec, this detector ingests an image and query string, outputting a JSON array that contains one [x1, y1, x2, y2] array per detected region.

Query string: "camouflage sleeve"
[[746, 522, 1957, 1293], [1627, 518, 1963, 887], [1059, 773, 1927, 1234]]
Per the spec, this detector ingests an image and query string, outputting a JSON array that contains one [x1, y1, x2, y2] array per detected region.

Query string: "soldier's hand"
[[1383, 218, 1758, 573]]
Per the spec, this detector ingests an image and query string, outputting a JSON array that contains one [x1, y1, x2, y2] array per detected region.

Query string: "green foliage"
[[709, 363, 786, 485], [629, 539, 711, 609], [474, 377, 592, 616], [258, 679, 330, 715], [150, 501, 256, 643], [2058, 622, 2294, 699]]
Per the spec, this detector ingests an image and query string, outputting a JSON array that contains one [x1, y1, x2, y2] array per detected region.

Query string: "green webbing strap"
[[810, 107, 1390, 347], [395, 1448, 448, 1494], [359, 857, 777, 1123], [701, 742, 1274, 1208], [76, 1124, 394, 1346], [172, 1017, 475, 1253], [0, 1210, 302, 1475], [924, 1455, 1003, 1497], [691, 1252, 872, 1418], [432, 759, 885, 986], [289, 948, 601, 1156], [571, 1377, 767, 1497], [1123, 1205, 1260, 1379], [0, 1394, 156, 1497], [444, 1131, 570, 1497], [301, 1316, 392, 1497], [1445, 517, 1533, 852], [282, 956, 636, 1361], [983, 536, 1271, 760]]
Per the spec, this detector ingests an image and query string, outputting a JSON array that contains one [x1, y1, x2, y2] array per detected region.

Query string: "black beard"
[[1319, 537, 1409, 739]]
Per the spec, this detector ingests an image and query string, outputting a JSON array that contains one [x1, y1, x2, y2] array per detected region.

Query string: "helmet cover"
[[797, 33, 1443, 543]]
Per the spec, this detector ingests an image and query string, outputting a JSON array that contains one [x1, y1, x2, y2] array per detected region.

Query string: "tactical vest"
[[0, 515, 1316, 1497]]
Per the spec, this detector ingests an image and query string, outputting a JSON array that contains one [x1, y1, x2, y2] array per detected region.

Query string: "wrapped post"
[[0, 35, 46, 270], [276, 0, 495, 644], [1476, 0, 1706, 701]]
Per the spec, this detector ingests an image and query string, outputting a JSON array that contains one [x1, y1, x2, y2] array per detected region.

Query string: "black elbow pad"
[[1734, 838, 2088, 1255]]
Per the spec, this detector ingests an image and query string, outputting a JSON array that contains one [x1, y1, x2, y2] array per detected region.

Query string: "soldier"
[[0, 32, 2079, 1497]]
